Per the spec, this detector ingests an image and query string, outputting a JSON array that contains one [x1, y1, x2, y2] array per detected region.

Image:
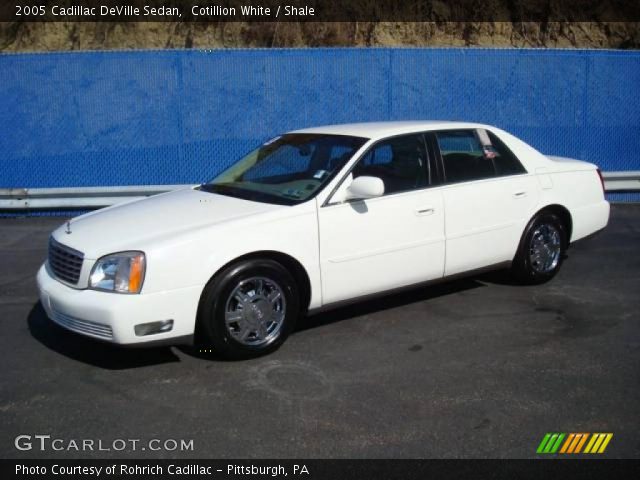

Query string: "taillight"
[[596, 168, 605, 194]]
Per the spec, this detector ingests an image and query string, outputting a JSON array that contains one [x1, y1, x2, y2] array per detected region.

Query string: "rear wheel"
[[197, 259, 300, 359], [511, 212, 567, 284]]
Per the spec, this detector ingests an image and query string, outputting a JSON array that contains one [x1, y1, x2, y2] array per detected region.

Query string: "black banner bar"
[[2, 0, 640, 22], [3, 459, 640, 480]]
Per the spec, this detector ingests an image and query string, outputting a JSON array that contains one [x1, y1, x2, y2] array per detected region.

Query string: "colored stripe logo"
[[537, 433, 613, 454]]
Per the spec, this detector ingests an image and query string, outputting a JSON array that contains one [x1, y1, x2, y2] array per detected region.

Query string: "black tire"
[[196, 259, 300, 359], [511, 212, 568, 285]]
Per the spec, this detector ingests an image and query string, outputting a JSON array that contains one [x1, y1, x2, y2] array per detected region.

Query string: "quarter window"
[[353, 134, 429, 195]]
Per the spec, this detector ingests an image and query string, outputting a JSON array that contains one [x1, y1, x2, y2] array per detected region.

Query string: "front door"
[[318, 133, 446, 305]]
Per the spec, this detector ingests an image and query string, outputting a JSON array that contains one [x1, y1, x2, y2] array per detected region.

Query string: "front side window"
[[202, 133, 367, 205], [352, 134, 429, 195], [436, 130, 495, 183]]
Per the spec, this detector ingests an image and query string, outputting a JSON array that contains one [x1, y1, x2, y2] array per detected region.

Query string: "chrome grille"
[[51, 310, 113, 340], [48, 237, 84, 285]]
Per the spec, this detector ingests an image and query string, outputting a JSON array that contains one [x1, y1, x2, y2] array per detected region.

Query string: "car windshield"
[[200, 133, 368, 205]]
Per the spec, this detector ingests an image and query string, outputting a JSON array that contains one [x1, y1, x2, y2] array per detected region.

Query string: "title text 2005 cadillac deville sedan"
[[37, 122, 609, 358]]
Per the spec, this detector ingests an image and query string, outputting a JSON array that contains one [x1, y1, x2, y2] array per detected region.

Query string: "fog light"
[[134, 320, 174, 336]]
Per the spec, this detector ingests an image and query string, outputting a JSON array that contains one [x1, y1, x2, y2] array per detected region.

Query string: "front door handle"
[[513, 191, 528, 199], [415, 207, 435, 216]]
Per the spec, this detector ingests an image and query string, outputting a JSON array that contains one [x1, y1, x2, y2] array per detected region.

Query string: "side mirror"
[[345, 176, 385, 201]]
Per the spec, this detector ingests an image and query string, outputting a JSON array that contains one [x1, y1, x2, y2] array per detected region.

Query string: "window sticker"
[[483, 145, 498, 159], [313, 169, 327, 179], [283, 188, 302, 198]]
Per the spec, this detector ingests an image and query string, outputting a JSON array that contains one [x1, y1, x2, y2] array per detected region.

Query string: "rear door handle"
[[415, 207, 435, 216], [513, 191, 528, 198]]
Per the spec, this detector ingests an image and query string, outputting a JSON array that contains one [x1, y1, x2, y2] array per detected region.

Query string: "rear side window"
[[486, 131, 527, 176], [436, 130, 495, 183]]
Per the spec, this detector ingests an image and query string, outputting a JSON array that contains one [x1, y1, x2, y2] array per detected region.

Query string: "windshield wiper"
[[199, 183, 250, 196], [198, 183, 295, 206], [198, 183, 218, 193]]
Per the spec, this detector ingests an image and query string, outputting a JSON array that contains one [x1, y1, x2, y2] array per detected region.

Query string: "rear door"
[[428, 129, 538, 276]]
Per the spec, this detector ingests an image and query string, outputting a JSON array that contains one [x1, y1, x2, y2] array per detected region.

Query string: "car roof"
[[290, 121, 492, 140]]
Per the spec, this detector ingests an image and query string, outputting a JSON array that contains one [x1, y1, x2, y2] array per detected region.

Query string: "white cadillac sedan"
[[37, 121, 609, 358]]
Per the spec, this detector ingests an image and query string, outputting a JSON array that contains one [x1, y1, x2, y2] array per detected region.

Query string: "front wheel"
[[197, 259, 300, 359], [511, 212, 567, 285]]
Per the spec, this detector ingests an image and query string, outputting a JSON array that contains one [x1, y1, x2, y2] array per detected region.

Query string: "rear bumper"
[[36, 263, 201, 346], [570, 200, 610, 243], [569, 226, 606, 248]]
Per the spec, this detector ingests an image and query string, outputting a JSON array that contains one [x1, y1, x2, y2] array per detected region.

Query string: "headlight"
[[89, 251, 146, 294]]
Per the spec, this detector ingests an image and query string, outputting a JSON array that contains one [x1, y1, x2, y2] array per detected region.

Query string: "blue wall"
[[1, 48, 639, 193]]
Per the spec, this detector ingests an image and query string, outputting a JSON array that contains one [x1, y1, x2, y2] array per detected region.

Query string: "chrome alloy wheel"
[[224, 276, 286, 347], [528, 224, 562, 274]]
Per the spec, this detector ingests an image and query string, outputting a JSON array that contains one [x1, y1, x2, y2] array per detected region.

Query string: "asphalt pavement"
[[1, 205, 639, 459]]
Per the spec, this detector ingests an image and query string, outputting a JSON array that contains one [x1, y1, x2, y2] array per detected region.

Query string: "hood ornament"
[[65, 221, 72, 234]]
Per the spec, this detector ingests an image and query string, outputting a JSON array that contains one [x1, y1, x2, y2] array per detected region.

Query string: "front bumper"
[[37, 263, 202, 346]]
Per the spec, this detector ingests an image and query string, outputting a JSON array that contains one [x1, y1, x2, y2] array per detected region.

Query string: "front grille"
[[51, 310, 114, 340], [48, 237, 84, 285]]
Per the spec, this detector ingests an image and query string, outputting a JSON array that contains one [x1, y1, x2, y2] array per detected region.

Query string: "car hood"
[[51, 188, 282, 259]]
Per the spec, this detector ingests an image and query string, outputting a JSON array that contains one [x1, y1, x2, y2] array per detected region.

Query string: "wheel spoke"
[[267, 289, 281, 304], [256, 323, 268, 340], [225, 311, 243, 324], [253, 278, 264, 296], [240, 327, 253, 341], [234, 290, 251, 304]]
